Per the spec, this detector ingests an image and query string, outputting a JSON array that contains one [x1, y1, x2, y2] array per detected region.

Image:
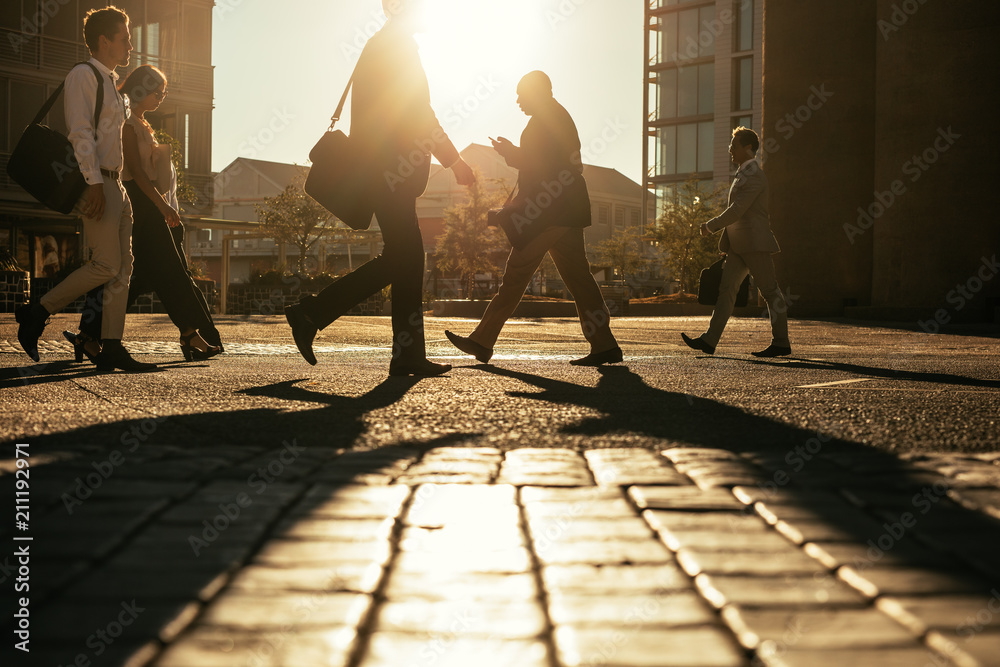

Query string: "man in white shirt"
[[681, 127, 791, 358], [15, 7, 154, 371]]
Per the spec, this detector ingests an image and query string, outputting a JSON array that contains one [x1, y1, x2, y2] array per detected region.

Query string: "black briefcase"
[[698, 256, 751, 307], [6, 62, 102, 215]]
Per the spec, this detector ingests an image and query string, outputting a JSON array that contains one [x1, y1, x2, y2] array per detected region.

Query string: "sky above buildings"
[[211, 0, 643, 182]]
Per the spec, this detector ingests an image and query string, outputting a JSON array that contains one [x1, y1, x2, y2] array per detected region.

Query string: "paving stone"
[[226, 563, 383, 594], [802, 541, 959, 571], [536, 538, 673, 565], [403, 484, 517, 526], [63, 567, 228, 601], [153, 626, 357, 667], [654, 528, 798, 553], [521, 486, 626, 502], [677, 548, 826, 577], [549, 591, 716, 626], [773, 517, 892, 544], [839, 487, 961, 511], [373, 599, 547, 638], [360, 633, 551, 667], [271, 517, 394, 541], [752, 501, 871, 524], [630, 487, 745, 511], [30, 599, 199, 644], [663, 448, 745, 463], [290, 484, 409, 519], [731, 487, 846, 506], [877, 593, 1000, 635], [696, 574, 868, 608], [32, 643, 153, 667], [394, 472, 496, 484], [157, 501, 284, 525], [722, 607, 918, 650], [839, 566, 995, 598], [105, 543, 252, 570], [252, 539, 391, 566], [383, 571, 540, 600], [524, 498, 639, 519], [757, 647, 951, 667], [554, 625, 746, 667], [542, 564, 691, 594], [585, 449, 691, 486], [497, 470, 595, 486], [528, 517, 656, 543], [197, 591, 371, 629], [926, 630, 1000, 667], [644, 510, 771, 533], [394, 548, 532, 574], [948, 488, 1000, 512], [400, 523, 526, 551]]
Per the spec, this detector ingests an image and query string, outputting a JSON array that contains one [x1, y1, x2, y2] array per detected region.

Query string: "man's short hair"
[[732, 126, 760, 154], [83, 6, 128, 53]]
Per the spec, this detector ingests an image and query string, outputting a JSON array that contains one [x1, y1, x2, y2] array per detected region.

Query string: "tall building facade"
[[643, 0, 763, 216], [0, 0, 213, 283]]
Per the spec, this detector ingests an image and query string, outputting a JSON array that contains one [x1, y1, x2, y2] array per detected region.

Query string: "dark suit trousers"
[[80, 182, 214, 339], [299, 190, 426, 362]]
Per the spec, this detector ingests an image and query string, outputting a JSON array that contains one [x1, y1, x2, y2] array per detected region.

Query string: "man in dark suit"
[[284, 0, 475, 376], [681, 126, 791, 357], [445, 71, 622, 366]]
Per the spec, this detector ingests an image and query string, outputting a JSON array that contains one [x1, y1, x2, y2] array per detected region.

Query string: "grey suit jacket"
[[706, 160, 780, 255]]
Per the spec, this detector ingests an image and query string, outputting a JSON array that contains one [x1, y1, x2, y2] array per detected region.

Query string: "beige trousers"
[[470, 226, 617, 352], [704, 250, 789, 348], [40, 179, 133, 339]]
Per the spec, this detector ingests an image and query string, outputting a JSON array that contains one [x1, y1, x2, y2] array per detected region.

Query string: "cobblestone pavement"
[[1, 315, 999, 666]]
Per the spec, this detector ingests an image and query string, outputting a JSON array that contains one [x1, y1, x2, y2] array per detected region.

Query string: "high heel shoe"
[[62, 331, 100, 364], [180, 331, 221, 361]]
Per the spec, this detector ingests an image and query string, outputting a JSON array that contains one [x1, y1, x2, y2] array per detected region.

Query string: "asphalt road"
[[2, 314, 998, 452]]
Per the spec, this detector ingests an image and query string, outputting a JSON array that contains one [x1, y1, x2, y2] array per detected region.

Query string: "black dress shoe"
[[15, 302, 49, 362], [444, 330, 492, 363], [388, 359, 452, 377], [285, 304, 318, 366], [95, 342, 158, 372], [751, 344, 792, 358], [680, 332, 715, 355], [570, 346, 624, 366]]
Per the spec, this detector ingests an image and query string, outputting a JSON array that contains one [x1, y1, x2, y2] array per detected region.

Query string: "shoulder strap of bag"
[[31, 61, 104, 138], [329, 62, 360, 130]]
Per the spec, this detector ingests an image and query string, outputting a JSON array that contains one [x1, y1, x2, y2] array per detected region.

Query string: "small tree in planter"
[[0, 247, 30, 313]]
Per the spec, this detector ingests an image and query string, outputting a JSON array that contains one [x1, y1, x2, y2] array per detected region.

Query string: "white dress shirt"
[[64, 57, 129, 185]]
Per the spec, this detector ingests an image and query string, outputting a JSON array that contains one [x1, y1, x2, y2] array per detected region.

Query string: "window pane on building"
[[738, 0, 754, 52], [615, 207, 625, 230], [658, 126, 676, 176], [598, 203, 610, 226], [658, 69, 677, 119], [698, 64, 714, 114], [145, 0, 179, 61], [660, 13, 677, 63], [677, 123, 697, 174], [698, 121, 714, 172], [678, 9, 699, 62], [699, 6, 715, 57], [677, 66, 698, 117], [735, 56, 753, 111]]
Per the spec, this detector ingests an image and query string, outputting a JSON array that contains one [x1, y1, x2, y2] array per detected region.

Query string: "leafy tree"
[[255, 168, 336, 274], [591, 226, 650, 295], [652, 179, 727, 294], [435, 171, 508, 299]]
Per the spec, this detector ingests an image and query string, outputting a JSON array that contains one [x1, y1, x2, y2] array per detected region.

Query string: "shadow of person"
[[478, 363, 1000, 596], [743, 356, 1000, 388]]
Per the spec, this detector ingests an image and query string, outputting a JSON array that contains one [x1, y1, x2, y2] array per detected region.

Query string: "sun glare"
[[414, 0, 550, 143]]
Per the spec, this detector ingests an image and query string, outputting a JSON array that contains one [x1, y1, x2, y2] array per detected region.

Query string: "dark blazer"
[[351, 25, 458, 195], [503, 98, 591, 229]]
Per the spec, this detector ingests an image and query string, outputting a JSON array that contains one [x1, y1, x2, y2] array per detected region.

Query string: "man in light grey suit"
[[681, 126, 791, 357]]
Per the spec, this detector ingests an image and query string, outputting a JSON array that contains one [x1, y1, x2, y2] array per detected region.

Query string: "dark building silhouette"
[[762, 0, 1000, 323]]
